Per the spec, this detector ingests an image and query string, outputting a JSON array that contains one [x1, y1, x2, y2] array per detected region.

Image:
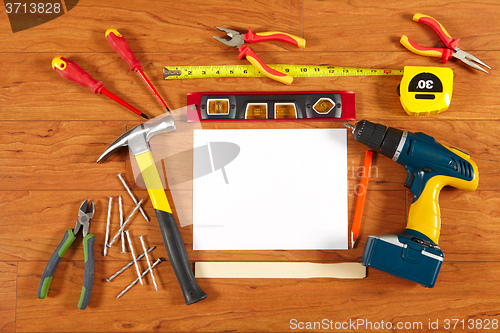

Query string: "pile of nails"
[[103, 173, 162, 298]]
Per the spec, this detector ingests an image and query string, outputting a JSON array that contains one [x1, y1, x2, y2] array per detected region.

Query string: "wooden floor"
[[1, 0, 499, 332]]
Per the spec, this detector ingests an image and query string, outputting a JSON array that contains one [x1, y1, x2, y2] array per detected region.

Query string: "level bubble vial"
[[245, 103, 268, 119], [274, 103, 297, 119], [313, 98, 335, 114], [207, 99, 230, 115]]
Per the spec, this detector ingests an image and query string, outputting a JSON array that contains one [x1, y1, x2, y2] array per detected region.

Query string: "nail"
[[119, 195, 126, 253], [108, 198, 144, 247], [139, 235, 158, 291], [125, 230, 143, 286], [106, 246, 156, 282], [104, 197, 113, 256], [117, 173, 150, 222], [116, 258, 162, 298]]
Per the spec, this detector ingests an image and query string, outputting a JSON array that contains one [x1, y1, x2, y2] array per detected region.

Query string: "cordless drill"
[[345, 120, 479, 287]]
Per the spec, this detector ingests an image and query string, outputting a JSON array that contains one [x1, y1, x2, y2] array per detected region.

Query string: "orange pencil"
[[351, 150, 373, 248]]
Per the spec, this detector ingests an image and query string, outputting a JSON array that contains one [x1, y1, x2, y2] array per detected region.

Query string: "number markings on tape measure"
[[163, 65, 403, 79]]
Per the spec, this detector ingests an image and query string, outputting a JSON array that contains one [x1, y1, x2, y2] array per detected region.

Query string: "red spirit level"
[[186, 91, 355, 122]]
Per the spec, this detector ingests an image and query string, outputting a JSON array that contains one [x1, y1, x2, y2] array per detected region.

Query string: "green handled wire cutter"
[[37, 199, 95, 310]]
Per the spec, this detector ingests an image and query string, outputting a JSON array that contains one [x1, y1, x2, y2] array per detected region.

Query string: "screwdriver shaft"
[[101, 88, 149, 119], [137, 69, 171, 113]]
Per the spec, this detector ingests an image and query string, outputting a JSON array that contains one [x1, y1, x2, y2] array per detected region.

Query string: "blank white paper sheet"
[[193, 129, 348, 250]]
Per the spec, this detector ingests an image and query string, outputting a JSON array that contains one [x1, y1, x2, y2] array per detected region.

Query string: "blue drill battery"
[[361, 231, 444, 288]]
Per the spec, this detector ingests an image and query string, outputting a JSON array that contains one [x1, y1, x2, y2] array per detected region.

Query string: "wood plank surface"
[[0, 262, 16, 333], [15, 261, 500, 332], [1, 0, 499, 332]]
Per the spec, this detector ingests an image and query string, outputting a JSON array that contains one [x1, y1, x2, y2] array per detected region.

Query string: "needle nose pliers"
[[400, 13, 490, 73], [37, 200, 95, 310], [214, 27, 306, 85]]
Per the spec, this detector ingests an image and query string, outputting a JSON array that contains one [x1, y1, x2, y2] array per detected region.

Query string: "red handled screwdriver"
[[105, 29, 171, 113], [52, 57, 150, 119]]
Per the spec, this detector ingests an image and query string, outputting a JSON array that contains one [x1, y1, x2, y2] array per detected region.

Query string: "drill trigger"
[[404, 169, 415, 188]]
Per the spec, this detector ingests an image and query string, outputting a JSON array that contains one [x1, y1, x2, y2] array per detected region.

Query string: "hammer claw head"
[[96, 126, 138, 163], [97, 113, 177, 163]]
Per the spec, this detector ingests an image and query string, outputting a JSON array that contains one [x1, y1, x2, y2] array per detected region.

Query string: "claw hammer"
[[97, 113, 206, 305]]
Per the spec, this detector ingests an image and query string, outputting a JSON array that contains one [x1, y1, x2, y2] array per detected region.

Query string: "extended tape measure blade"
[[164, 66, 263, 79], [164, 65, 403, 79]]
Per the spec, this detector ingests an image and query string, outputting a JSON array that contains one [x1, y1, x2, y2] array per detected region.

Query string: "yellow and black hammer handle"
[[136, 151, 207, 305]]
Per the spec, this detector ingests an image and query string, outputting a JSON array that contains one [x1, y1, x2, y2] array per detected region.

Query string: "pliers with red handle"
[[401, 13, 490, 73], [214, 27, 306, 85]]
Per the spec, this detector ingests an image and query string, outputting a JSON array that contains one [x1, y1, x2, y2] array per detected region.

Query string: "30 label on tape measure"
[[398, 66, 453, 116]]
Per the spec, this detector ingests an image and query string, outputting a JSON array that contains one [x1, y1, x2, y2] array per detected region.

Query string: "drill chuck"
[[349, 120, 405, 160]]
